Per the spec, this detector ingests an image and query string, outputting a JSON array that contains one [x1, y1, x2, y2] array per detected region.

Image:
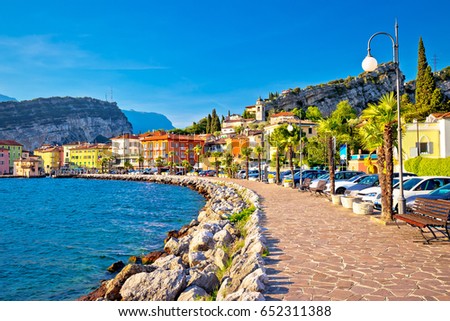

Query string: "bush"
[[405, 156, 450, 176]]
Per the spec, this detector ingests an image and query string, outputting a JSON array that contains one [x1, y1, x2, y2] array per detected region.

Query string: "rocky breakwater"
[[78, 174, 268, 301]]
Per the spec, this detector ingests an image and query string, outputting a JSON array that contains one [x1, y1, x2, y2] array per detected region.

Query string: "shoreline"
[[77, 174, 268, 301]]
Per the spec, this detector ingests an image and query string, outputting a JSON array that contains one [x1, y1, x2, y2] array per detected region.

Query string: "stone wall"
[[78, 174, 268, 301]]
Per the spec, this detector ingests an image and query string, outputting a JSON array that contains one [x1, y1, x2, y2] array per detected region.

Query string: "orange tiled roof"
[[271, 111, 295, 117], [430, 112, 450, 119]]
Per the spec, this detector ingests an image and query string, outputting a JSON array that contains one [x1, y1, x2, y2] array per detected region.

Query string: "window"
[[417, 142, 433, 154], [308, 128, 312, 134]]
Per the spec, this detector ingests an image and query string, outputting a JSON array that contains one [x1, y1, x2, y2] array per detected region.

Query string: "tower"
[[255, 97, 266, 121]]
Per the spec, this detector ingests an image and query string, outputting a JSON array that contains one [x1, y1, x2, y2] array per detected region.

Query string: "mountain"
[[0, 97, 132, 150], [122, 109, 174, 133], [263, 63, 450, 117], [0, 94, 17, 103]]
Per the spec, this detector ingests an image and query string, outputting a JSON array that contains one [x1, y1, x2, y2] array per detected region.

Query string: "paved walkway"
[[222, 179, 450, 301]]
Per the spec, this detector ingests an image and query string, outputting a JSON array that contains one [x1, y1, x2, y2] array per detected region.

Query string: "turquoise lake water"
[[0, 178, 205, 301]]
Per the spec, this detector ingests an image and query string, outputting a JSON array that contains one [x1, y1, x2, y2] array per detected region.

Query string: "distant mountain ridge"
[[121, 109, 174, 133], [0, 97, 132, 150], [0, 93, 17, 102]]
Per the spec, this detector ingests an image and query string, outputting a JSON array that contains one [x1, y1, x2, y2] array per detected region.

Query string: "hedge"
[[404, 156, 450, 176]]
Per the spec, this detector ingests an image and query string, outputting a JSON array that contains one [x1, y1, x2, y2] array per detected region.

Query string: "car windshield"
[[318, 173, 329, 180], [429, 183, 450, 196], [401, 178, 423, 190], [359, 175, 378, 185], [349, 175, 365, 183]]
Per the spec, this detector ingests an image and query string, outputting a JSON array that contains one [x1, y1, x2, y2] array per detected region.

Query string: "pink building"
[[0, 148, 9, 175]]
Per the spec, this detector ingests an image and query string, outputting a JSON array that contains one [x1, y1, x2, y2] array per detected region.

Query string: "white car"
[[373, 176, 450, 210], [358, 177, 411, 203]]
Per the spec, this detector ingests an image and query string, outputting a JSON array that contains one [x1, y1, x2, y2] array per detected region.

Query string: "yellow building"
[[402, 113, 450, 162], [69, 144, 112, 170], [33, 145, 63, 174]]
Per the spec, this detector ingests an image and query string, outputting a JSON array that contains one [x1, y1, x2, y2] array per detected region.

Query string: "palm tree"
[[360, 92, 399, 222], [222, 152, 233, 178], [240, 146, 253, 180], [210, 151, 222, 177], [155, 156, 164, 174], [168, 151, 175, 174], [268, 129, 287, 184], [254, 145, 264, 181], [281, 125, 300, 188], [138, 156, 144, 171], [193, 144, 202, 172], [181, 160, 191, 175]]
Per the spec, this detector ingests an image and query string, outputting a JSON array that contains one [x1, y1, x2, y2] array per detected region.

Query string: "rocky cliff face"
[[265, 63, 450, 116], [0, 97, 132, 150]]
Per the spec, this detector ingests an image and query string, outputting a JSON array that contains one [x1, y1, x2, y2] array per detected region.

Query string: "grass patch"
[[229, 205, 256, 224]]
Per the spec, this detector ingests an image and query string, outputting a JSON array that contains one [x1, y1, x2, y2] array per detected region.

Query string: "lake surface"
[[0, 178, 205, 300]]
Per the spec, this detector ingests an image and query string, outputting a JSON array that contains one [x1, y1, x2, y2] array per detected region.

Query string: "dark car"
[[199, 170, 216, 177], [406, 183, 450, 212], [288, 169, 327, 185], [344, 174, 379, 196]]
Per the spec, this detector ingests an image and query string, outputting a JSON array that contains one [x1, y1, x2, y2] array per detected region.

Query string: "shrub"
[[405, 156, 450, 176]]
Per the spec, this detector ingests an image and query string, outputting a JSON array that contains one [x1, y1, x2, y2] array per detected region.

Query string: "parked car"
[[309, 171, 365, 190], [358, 177, 411, 203], [326, 174, 368, 194], [344, 174, 379, 196], [240, 169, 259, 179], [283, 169, 327, 185], [406, 183, 450, 212], [199, 170, 216, 176], [374, 176, 450, 211]]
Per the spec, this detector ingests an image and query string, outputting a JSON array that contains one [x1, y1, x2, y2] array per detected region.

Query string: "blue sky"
[[0, 0, 449, 128]]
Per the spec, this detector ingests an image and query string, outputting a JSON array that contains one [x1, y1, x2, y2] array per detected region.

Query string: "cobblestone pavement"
[[220, 179, 450, 301]]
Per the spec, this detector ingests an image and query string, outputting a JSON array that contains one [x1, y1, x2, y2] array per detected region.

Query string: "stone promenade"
[[220, 179, 450, 301]]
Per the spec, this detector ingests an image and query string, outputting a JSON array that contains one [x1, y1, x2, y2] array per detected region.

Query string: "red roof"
[[0, 140, 23, 146], [430, 112, 450, 119], [271, 111, 295, 117]]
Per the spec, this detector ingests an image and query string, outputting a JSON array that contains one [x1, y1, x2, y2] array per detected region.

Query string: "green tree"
[[211, 151, 222, 177], [240, 146, 253, 180], [211, 109, 221, 133], [221, 152, 234, 177], [360, 92, 399, 221], [414, 37, 443, 119], [206, 114, 212, 134], [155, 156, 164, 174], [280, 125, 300, 187], [138, 156, 144, 171], [193, 144, 202, 172], [268, 128, 288, 184], [305, 106, 323, 121]]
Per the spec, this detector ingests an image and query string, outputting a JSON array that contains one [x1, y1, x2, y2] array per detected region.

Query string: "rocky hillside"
[[0, 97, 132, 150], [265, 63, 450, 116]]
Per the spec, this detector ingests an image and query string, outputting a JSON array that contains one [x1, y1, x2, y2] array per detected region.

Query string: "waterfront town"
[[1, 103, 450, 179]]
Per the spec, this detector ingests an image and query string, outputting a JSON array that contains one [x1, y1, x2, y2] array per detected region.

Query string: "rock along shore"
[[77, 174, 268, 301]]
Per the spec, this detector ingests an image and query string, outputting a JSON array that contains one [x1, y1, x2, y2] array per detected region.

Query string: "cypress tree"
[[415, 37, 442, 119], [206, 114, 212, 134]]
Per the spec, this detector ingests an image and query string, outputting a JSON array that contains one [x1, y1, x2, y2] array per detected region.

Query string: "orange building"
[[140, 131, 205, 167]]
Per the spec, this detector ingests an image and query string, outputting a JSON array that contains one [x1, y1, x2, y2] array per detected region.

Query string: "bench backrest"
[[302, 177, 312, 187], [316, 179, 327, 190], [413, 198, 450, 222]]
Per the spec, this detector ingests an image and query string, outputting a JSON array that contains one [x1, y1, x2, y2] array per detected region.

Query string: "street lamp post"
[[362, 21, 406, 215]]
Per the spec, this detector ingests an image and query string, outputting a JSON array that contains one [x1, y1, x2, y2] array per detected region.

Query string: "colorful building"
[[140, 131, 205, 168], [62, 142, 88, 167], [402, 113, 450, 161], [69, 143, 112, 171], [13, 156, 42, 177], [33, 145, 64, 174], [0, 148, 9, 175], [111, 133, 141, 169], [0, 140, 23, 172]]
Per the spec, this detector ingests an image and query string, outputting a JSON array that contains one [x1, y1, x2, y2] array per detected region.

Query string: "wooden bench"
[[299, 177, 312, 192], [394, 198, 450, 243], [310, 179, 327, 196]]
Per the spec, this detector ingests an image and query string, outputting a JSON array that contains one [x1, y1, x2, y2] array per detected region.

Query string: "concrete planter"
[[331, 194, 342, 205], [283, 182, 292, 188], [341, 196, 361, 209], [353, 201, 374, 215], [268, 178, 275, 184]]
